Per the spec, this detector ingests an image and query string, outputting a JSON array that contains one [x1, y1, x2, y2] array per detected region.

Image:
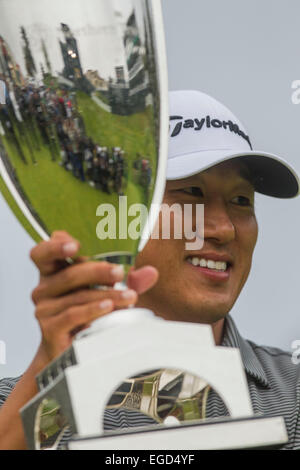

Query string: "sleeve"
[[0, 376, 21, 407]]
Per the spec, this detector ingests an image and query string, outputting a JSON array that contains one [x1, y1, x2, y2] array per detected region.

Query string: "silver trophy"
[[0, 0, 288, 450], [0, 0, 167, 266]]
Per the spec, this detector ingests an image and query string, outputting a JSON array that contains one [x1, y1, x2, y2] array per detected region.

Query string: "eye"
[[231, 195, 252, 207], [181, 186, 203, 197]]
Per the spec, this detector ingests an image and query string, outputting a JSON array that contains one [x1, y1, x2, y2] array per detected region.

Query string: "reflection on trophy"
[[0, 0, 288, 450], [0, 0, 165, 261]]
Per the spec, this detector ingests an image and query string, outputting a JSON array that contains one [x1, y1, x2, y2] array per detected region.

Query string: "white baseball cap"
[[167, 90, 299, 198]]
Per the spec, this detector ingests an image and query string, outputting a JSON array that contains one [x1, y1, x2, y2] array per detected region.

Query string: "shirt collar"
[[221, 315, 270, 388]]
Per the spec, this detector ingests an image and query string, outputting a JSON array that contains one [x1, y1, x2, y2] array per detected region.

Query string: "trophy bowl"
[[0, 0, 168, 273]]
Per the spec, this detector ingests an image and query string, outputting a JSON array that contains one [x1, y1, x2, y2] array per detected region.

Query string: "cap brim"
[[166, 150, 300, 198]]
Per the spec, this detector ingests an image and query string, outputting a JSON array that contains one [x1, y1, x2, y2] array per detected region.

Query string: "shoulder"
[[246, 341, 300, 449], [247, 340, 300, 386], [0, 376, 21, 390], [0, 376, 22, 406], [248, 340, 297, 364], [224, 315, 300, 388]]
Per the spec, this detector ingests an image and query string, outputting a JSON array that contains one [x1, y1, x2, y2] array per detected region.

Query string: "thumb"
[[127, 266, 159, 294]]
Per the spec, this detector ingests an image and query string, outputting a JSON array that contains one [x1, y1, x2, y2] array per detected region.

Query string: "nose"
[[204, 200, 235, 245]]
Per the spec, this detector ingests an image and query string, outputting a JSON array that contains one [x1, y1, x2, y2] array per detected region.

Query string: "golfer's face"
[[136, 160, 258, 323]]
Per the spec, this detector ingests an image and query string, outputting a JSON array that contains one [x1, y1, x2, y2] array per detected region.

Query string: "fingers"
[[30, 231, 80, 276], [35, 288, 137, 318], [41, 298, 115, 338], [32, 261, 125, 302], [127, 266, 159, 294], [30, 231, 161, 365]]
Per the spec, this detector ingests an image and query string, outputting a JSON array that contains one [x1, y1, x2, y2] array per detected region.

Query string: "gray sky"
[[0, 0, 300, 377]]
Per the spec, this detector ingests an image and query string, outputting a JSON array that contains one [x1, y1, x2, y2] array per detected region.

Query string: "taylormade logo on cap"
[[169, 115, 252, 149], [167, 90, 254, 166], [166, 90, 299, 199]]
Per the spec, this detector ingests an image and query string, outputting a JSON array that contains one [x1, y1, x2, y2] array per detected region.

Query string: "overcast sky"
[[0, 0, 300, 377]]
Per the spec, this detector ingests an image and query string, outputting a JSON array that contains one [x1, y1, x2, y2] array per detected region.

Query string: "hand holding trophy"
[[0, 0, 168, 349], [0, 0, 288, 450]]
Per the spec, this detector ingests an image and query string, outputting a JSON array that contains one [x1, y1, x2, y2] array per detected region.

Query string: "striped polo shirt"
[[0, 315, 299, 449]]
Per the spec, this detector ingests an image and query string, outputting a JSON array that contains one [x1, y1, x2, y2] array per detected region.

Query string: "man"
[[0, 79, 6, 105], [0, 90, 299, 449]]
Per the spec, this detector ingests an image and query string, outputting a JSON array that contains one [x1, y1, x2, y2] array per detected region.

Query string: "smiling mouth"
[[186, 256, 231, 272]]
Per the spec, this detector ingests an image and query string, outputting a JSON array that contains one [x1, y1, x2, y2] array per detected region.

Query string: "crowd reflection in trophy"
[[0, 78, 134, 195], [0, 12, 154, 198]]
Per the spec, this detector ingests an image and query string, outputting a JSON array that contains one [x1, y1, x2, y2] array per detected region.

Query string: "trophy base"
[[90, 252, 135, 279], [67, 415, 288, 450]]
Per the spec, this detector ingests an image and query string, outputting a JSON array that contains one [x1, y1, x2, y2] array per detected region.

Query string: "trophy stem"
[[91, 251, 136, 280]]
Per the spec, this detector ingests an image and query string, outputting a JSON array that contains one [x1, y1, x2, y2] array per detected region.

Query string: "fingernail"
[[121, 289, 136, 300], [111, 265, 124, 280], [99, 299, 113, 310], [63, 242, 78, 256]]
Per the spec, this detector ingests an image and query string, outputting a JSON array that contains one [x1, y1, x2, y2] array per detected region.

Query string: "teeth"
[[187, 257, 227, 271], [215, 261, 225, 270]]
